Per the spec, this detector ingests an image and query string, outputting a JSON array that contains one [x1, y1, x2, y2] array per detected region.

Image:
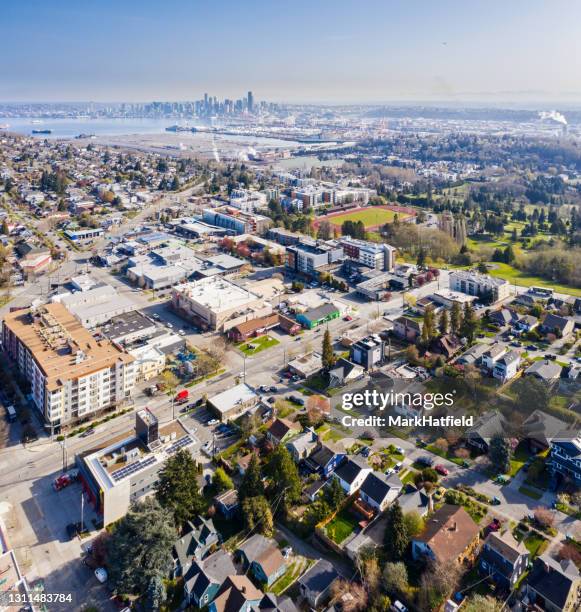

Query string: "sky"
[[2, 0, 581, 105]]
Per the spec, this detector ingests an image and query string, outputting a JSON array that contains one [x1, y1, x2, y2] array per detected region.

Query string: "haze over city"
[[3, 0, 581, 104]]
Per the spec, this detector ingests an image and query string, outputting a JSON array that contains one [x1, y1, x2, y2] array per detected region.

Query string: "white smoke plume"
[[539, 110, 568, 125]]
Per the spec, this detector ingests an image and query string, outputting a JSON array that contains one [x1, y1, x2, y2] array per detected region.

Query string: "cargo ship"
[[32, 129, 52, 134]]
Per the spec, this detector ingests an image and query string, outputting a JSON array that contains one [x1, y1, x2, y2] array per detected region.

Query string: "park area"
[[236, 335, 280, 356], [314, 205, 414, 232]]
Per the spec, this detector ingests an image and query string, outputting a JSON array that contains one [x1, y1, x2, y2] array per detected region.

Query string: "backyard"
[[325, 508, 359, 544]]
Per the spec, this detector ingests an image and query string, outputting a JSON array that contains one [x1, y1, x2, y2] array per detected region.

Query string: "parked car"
[[491, 496, 501, 505], [433, 486, 446, 501], [391, 601, 408, 612], [94, 568, 108, 583], [434, 464, 449, 476], [208, 419, 219, 426], [417, 456, 434, 467], [80, 428, 95, 438], [526, 344, 538, 351], [268, 386, 277, 393]]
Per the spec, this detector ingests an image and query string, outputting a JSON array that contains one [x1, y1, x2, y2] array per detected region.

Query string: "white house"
[[359, 472, 402, 512], [333, 457, 372, 495], [492, 350, 520, 382]]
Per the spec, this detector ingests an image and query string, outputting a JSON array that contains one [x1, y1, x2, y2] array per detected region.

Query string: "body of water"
[[0, 117, 178, 138], [0, 117, 300, 150]]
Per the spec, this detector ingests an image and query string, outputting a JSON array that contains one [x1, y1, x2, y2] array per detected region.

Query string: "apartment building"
[[339, 236, 396, 271], [449, 270, 511, 304], [78, 409, 196, 526], [2, 303, 135, 430], [202, 206, 272, 235], [285, 239, 344, 277]]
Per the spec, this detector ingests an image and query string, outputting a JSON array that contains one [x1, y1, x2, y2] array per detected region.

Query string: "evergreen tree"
[[107, 498, 175, 595], [421, 305, 436, 343], [384, 502, 409, 560], [145, 575, 166, 612], [155, 449, 205, 527], [438, 309, 449, 336], [240, 454, 263, 501], [266, 445, 301, 509], [322, 328, 335, 370], [213, 467, 233, 492], [170, 175, 180, 191], [416, 247, 427, 269], [460, 302, 478, 343], [489, 434, 511, 474], [325, 477, 346, 509], [450, 302, 462, 335], [241, 495, 274, 537]]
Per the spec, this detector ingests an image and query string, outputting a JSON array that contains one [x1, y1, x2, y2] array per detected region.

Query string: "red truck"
[[53, 469, 79, 492]]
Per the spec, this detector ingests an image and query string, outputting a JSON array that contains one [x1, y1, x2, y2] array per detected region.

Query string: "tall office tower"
[[247, 91, 254, 112], [204, 93, 209, 113]]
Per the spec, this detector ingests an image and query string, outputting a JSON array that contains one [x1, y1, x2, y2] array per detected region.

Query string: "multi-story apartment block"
[[449, 270, 511, 304], [339, 236, 396, 271], [202, 206, 272, 235], [2, 303, 135, 430], [78, 409, 196, 526], [285, 239, 344, 277]]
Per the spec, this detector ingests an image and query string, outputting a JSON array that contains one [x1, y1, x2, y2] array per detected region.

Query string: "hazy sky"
[[3, 0, 581, 104]]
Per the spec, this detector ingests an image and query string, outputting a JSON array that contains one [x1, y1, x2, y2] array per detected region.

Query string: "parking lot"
[[1, 470, 114, 611], [182, 406, 241, 456]]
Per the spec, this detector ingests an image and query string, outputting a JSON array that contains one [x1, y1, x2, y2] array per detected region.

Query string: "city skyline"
[[3, 0, 581, 105]]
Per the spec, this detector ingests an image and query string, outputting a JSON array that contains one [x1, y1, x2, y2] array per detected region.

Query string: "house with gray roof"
[[525, 360, 563, 381], [465, 411, 507, 453], [359, 472, 402, 512], [397, 485, 431, 517], [540, 313, 575, 339], [479, 530, 529, 590], [172, 516, 220, 577], [298, 559, 340, 608], [236, 534, 286, 586], [524, 554, 580, 611], [183, 549, 238, 608]]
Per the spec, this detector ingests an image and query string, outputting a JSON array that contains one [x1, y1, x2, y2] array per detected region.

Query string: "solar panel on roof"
[[110, 454, 158, 482]]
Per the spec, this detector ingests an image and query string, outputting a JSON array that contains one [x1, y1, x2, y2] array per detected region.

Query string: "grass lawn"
[[325, 509, 358, 544], [237, 335, 280, 355], [523, 532, 548, 557], [426, 444, 465, 466], [508, 443, 533, 477], [276, 400, 297, 419], [318, 207, 409, 230], [401, 469, 418, 485], [315, 424, 345, 443], [486, 262, 581, 297], [519, 485, 543, 500]]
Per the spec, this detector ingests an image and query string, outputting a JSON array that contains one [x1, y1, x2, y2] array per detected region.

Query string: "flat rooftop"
[[208, 383, 257, 414], [100, 310, 156, 341], [174, 277, 260, 313], [3, 303, 134, 391], [83, 419, 194, 489]]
